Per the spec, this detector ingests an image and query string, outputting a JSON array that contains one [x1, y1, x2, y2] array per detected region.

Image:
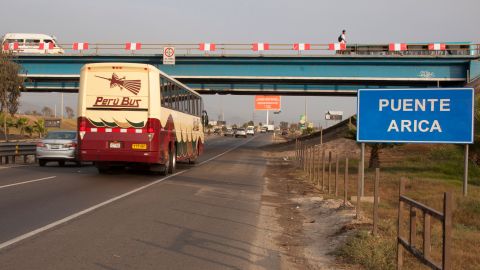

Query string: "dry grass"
[[291, 140, 480, 270]]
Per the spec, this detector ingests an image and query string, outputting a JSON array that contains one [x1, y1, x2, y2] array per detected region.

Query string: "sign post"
[[163, 47, 175, 65], [357, 88, 474, 196]]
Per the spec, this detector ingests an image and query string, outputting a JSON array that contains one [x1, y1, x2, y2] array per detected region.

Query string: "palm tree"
[[33, 119, 46, 138], [24, 125, 34, 138], [16, 117, 28, 136]]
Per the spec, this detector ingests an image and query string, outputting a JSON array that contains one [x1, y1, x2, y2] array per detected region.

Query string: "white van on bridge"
[[1, 33, 64, 54]]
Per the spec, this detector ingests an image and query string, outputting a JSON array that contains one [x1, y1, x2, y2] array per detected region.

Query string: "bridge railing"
[[12, 43, 480, 56]]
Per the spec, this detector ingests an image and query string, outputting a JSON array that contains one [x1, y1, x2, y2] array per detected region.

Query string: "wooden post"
[[423, 213, 431, 260], [316, 146, 321, 186], [309, 145, 315, 181], [397, 178, 406, 270], [312, 146, 317, 183], [295, 138, 298, 164], [344, 157, 349, 206], [335, 155, 339, 196], [328, 151, 332, 194], [443, 192, 452, 270], [373, 168, 380, 235], [409, 208, 417, 247], [322, 148, 326, 191], [303, 144, 307, 172]]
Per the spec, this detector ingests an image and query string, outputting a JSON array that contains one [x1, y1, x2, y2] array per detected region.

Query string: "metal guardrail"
[[7, 43, 480, 56], [0, 142, 37, 164]]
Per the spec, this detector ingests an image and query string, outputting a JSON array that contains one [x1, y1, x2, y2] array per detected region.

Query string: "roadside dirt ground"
[[255, 146, 360, 270]]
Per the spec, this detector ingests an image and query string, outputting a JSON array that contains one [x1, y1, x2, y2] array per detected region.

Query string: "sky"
[[2, 0, 479, 126]]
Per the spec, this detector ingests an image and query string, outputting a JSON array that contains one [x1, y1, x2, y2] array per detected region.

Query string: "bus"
[[77, 63, 205, 174], [1, 33, 64, 54]]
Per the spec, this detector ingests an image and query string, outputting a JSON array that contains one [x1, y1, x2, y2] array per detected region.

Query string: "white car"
[[36, 130, 79, 166], [246, 126, 255, 136], [235, 128, 247, 138]]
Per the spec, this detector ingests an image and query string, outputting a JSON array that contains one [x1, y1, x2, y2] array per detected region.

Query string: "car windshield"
[[45, 132, 76, 140]]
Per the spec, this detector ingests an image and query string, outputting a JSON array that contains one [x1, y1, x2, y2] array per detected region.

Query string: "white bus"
[[1, 33, 64, 54], [78, 63, 205, 174]]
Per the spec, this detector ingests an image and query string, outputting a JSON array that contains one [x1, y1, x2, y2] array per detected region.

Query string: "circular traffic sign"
[[164, 47, 175, 57]]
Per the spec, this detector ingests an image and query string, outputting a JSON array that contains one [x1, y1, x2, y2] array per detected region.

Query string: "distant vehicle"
[[281, 130, 288, 136], [246, 126, 255, 136], [213, 128, 222, 135], [78, 63, 204, 174], [36, 130, 79, 167], [1, 33, 64, 54], [266, 125, 275, 132], [260, 126, 267, 133], [224, 128, 235, 136], [235, 128, 247, 138]]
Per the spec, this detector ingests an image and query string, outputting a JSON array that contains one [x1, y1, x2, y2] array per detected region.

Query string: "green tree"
[[469, 94, 480, 164], [24, 125, 34, 138], [345, 117, 396, 168], [0, 52, 24, 141], [65, 106, 75, 119], [33, 119, 46, 138], [41, 106, 54, 117], [16, 117, 29, 136]]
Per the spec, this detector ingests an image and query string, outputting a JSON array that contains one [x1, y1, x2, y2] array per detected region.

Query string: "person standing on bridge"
[[338, 29, 347, 44], [337, 30, 347, 54]]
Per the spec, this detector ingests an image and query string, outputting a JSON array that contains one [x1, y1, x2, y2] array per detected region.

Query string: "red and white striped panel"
[[3, 42, 19, 50], [293, 43, 311, 51], [389, 43, 407, 51], [199, 43, 216, 51], [252, 43, 270, 51], [328, 43, 346, 51], [125, 42, 142, 50], [428, 43, 446, 51], [39, 42, 54, 50], [86, 127, 147, 133], [73, 42, 89, 50]]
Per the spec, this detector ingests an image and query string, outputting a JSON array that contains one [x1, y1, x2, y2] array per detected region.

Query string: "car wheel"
[[168, 144, 176, 174], [58, 161, 65, 167], [39, 159, 47, 167]]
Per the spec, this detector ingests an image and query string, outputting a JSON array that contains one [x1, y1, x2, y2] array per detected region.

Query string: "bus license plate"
[[132, 144, 147, 150], [109, 142, 122, 149]]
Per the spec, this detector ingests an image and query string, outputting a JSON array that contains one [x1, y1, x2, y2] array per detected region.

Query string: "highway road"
[[0, 134, 281, 270]]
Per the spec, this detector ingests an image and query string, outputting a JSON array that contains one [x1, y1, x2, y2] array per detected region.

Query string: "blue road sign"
[[357, 88, 474, 144]]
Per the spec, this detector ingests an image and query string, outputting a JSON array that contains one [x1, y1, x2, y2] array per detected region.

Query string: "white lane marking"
[[0, 136, 256, 251], [0, 176, 57, 190], [0, 165, 30, 170]]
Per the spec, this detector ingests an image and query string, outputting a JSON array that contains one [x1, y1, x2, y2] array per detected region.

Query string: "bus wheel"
[[168, 145, 176, 174], [95, 163, 110, 174]]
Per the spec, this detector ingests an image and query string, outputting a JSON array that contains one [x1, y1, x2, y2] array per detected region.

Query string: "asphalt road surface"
[[0, 134, 280, 270]]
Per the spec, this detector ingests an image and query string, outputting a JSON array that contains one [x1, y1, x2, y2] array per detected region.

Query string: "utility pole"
[[304, 96, 308, 122], [61, 93, 64, 119], [220, 95, 224, 121]]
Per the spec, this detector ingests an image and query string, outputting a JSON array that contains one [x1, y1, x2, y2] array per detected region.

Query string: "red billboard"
[[255, 95, 281, 110]]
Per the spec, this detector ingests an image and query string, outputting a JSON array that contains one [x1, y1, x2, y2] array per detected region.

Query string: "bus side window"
[[26, 39, 40, 46], [160, 77, 165, 107], [174, 84, 179, 111]]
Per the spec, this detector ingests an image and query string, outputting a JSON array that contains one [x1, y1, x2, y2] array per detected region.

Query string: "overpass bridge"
[[14, 43, 480, 95]]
